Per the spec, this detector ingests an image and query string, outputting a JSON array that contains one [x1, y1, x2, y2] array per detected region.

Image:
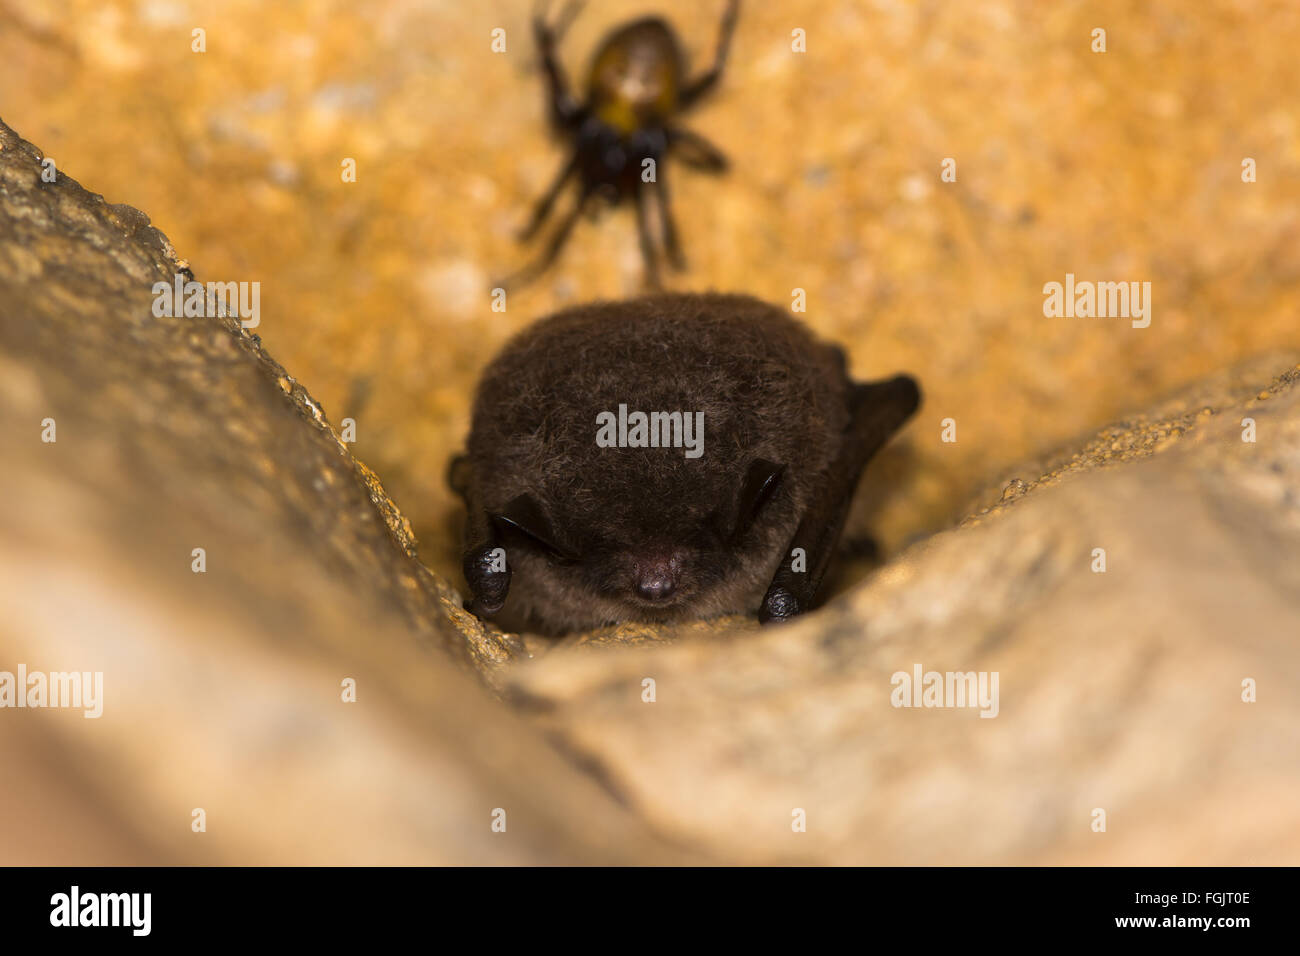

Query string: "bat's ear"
[[489, 493, 579, 561], [447, 453, 472, 501], [731, 458, 785, 541]]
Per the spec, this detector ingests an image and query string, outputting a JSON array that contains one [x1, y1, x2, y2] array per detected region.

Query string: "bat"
[[449, 292, 920, 635]]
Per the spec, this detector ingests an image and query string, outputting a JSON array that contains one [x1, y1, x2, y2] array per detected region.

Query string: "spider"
[[501, 0, 741, 289]]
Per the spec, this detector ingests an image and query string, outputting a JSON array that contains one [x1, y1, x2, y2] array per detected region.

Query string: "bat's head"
[[483, 457, 791, 632]]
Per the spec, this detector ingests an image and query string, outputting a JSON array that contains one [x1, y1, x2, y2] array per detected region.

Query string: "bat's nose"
[[635, 571, 676, 601], [633, 547, 684, 602]]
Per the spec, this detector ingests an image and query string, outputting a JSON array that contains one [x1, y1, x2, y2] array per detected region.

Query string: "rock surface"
[[4, 111, 1299, 864]]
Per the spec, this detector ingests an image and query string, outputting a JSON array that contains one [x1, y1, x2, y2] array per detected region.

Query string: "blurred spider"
[[501, 0, 740, 289]]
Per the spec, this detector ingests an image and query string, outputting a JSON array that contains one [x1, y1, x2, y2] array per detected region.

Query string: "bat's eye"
[[489, 494, 579, 562], [731, 458, 785, 541]]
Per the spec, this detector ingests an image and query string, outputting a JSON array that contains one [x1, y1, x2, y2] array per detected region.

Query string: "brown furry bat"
[[449, 293, 919, 635]]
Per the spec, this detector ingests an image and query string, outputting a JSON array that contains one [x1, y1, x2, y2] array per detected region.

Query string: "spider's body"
[[504, 1, 740, 288], [587, 19, 681, 136]]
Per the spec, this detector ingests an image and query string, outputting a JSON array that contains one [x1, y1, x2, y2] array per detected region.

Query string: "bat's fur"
[[456, 293, 877, 635]]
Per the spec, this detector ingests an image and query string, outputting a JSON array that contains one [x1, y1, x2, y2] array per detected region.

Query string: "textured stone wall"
[[4, 117, 1298, 863], [4, 0, 1300, 864]]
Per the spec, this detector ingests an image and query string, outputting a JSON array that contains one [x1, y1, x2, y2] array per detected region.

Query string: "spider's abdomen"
[[586, 18, 684, 133]]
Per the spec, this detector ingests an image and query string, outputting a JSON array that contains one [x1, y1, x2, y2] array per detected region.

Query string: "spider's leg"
[[759, 375, 920, 624], [667, 126, 729, 174], [634, 184, 663, 289], [534, 0, 585, 130], [649, 170, 686, 271], [497, 185, 592, 289], [536, 0, 584, 36], [518, 151, 579, 242], [679, 0, 740, 110]]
